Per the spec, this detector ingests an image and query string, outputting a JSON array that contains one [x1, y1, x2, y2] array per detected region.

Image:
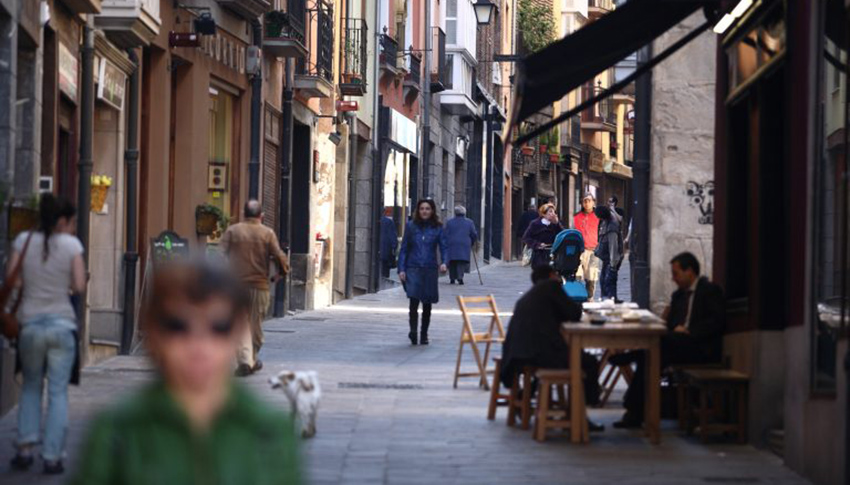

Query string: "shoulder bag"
[[0, 232, 34, 339]]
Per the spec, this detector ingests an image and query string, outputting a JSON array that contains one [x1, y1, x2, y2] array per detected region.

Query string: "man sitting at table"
[[611, 251, 725, 428], [500, 266, 603, 430]]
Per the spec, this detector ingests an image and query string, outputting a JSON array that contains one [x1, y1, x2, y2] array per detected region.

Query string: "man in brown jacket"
[[220, 200, 290, 376]]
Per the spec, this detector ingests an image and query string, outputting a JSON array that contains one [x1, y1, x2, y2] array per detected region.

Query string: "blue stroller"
[[549, 229, 589, 303]]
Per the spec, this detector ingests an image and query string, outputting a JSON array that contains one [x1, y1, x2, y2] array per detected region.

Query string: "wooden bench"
[[487, 357, 510, 420], [679, 368, 749, 443], [533, 369, 585, 442]]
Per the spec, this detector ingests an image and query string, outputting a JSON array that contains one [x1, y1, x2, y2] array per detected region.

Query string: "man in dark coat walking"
[[500, 266, 602, 424], [612, 252, 725, 428], [444, 206, 478, 285]]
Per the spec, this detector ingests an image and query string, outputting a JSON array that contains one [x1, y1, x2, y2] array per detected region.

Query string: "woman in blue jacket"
[[398, 199, 448, 345]]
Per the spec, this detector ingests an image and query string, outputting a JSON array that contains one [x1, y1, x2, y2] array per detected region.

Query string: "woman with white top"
[[9, 194, 86, 475]]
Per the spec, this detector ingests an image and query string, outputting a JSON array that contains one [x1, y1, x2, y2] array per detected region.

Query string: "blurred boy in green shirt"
[[72, 262, 301, 485]]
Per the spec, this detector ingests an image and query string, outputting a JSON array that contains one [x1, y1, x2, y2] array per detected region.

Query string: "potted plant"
[[90, 174, 113, 213], [265, 10, 291, 39], [548, 128, 560, 162], [538, 131, 549, 155], [195, 204, 229, 237], [521, 144, 535, 156]]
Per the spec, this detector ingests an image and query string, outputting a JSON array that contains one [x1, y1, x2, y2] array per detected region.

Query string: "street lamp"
[[473, 0, 496, 25]]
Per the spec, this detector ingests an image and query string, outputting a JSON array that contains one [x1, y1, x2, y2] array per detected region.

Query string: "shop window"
[[812, 0, 849, 392], [726, 2, 786, 97], [208, 87, 234, 220]]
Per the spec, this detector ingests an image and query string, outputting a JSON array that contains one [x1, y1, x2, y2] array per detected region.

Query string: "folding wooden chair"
[[596, 349, 634, 407], [454, 295, 506, 390]]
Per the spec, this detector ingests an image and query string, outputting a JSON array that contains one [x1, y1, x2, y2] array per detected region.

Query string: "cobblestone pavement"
[[0, 262, 808, 485]]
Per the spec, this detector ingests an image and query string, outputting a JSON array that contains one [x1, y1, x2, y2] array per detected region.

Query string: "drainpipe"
[[274, 59, 294, 317], [76, 18, 95, 362], [120, 49, 140, 355], [368, 0, 382, 293], [421, 0, 432, 198], [248, 19, 263, 200], [344, 111, 357, 299], [630, 44, 652, 309]]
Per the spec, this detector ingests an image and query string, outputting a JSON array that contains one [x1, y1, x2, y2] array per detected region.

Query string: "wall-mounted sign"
[[151, 231, 190, 265], [97, 58, 126, 111], [58, 42, 78, 100], [390, 109, 418, 155]]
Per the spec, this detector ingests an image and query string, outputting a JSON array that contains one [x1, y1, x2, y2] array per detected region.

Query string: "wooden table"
[[561, 321, 667, 444]]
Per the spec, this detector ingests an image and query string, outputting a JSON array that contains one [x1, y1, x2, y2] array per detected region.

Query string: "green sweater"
[[71, 380, 302, 485]]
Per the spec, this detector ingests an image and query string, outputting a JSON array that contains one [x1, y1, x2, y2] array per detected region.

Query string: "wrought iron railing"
[[380, 33, 399, 69], [581, 84, 614, 125], [295, 0, 333, 81], [406, 53, 421, 85], [265, 0, 306, 45], [341, 18, 368, 88]]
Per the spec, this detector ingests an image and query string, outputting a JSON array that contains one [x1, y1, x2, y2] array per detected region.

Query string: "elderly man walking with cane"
[[220, 200, 290, 376], [444, 206, 478, 285]]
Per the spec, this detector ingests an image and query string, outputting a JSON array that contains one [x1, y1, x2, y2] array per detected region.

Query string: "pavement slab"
[[0, 262, 808, 484]]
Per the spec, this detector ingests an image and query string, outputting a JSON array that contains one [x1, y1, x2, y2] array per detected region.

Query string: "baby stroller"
[[550, 229, 589, 303]]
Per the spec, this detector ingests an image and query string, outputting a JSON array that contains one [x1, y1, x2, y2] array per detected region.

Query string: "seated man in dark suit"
[[613, 252, 725, 428], [500, 266, 603, 429]]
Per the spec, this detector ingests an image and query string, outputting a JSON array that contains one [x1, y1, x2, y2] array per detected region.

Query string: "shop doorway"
[[291, 122, 311, 255]]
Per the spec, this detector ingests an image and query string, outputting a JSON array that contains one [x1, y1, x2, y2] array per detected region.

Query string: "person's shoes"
[[10, 453, 33, 471], [588, 420, 606, 432], [612, 412, 643, 429], [43, 460, 64, 475], [420, 333, 430, 345], [450, 280, 455, 285], [458, 280, 464, 285], [252, 360, 264, 373], [234, 364, 254, 377], [408, 331, 418, 345]]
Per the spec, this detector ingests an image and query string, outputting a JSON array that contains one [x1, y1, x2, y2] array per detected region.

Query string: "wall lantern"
[[473, 0, 497, 26]]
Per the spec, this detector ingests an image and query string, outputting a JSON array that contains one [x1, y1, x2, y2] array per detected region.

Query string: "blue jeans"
[[16, 315, 77, 461], [600, 261, 619, 299]]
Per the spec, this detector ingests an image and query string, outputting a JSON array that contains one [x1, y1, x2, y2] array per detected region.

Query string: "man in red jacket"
[[573, 193, 600, 299]]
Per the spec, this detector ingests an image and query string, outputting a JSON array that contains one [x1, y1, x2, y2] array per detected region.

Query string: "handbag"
[[521, 245, 533, 267], [0, 231, 34, 340]]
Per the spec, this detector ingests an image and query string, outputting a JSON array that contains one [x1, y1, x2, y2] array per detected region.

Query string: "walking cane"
[[472, 248, 484, 285]]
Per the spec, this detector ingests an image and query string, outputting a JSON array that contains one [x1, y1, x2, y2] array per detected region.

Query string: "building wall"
[[648, 12, 715, 313]]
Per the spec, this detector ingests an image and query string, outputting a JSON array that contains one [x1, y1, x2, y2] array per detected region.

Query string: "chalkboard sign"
[[150, 231, 189, 265]]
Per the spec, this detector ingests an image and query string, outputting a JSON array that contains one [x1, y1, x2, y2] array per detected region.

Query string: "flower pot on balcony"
[[549, 154, 560, 163], [539, 144, 548, 154], [521, 145, 535, 156], [342, 73, 363, 85]]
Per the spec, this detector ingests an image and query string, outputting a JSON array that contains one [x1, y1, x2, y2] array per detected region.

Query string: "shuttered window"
[[263, 105, 282, 231]]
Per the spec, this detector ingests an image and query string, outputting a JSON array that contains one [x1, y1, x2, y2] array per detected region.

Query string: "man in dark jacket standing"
[[444, 206, 478, 284], [380, 208, 397, 278], [501, 266, 602, 423], [612, 252, 725, 428], [595, 206, 623, 300]]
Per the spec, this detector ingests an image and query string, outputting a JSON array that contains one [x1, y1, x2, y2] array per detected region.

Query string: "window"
[[446, 0, 457, 44], [208, 86, 235, 220], [812, 0, 849, 392]]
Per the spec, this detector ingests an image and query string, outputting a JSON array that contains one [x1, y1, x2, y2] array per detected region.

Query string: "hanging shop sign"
[[97, 58, 127, 111], [151, 231, 190, 265], [390, 110, 418, 155], [58, 42, 78, 100]]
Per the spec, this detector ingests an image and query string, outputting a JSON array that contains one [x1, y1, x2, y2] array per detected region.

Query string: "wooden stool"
[[680, 368, 749, 443], [534, 369, 585, 442], [487, 357, 510, 420], [506, 365, 537, 430], [454, 295, 506, 390]]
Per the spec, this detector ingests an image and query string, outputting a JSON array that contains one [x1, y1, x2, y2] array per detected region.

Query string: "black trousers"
[[449, 260, 469, 282], [622, 334, 714, 419], [409, 298, 432, 335]]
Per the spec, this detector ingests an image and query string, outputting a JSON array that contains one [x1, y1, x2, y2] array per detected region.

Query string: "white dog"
[[269, 371, 321, 438]]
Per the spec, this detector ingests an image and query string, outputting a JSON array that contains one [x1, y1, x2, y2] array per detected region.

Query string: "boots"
[[420, 310, 431, 345], [408, 311, 418, 345]]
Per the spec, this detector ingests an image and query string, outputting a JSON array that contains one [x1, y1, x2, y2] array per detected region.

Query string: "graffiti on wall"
[[686, 181, 714, 225]]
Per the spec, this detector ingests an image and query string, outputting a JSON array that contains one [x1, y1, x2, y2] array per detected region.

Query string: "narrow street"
[[0, 262, 806, 485]]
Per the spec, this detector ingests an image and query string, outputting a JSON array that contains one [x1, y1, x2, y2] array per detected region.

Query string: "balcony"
[[293, 0, 333, 98], [340, 18, 368, 96], [380, 33, 399, 77], [264, 0, 307, 58], [216, 0, 272, 20], [94, 0, 160, 48], [440, 52, 477, 116], [403, 53, 421, 102], [580, 84, 615, 132], [588, 0, 613, 20], [62, 0, 102, 14], [430, 27, 448, 93]]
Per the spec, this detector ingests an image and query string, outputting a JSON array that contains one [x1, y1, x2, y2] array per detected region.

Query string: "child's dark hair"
[[38, 194, 77, 261], [531, 266, 556, 284]]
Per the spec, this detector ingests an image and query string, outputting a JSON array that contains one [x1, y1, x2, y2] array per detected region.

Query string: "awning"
[[512, 0, 711, 124]]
